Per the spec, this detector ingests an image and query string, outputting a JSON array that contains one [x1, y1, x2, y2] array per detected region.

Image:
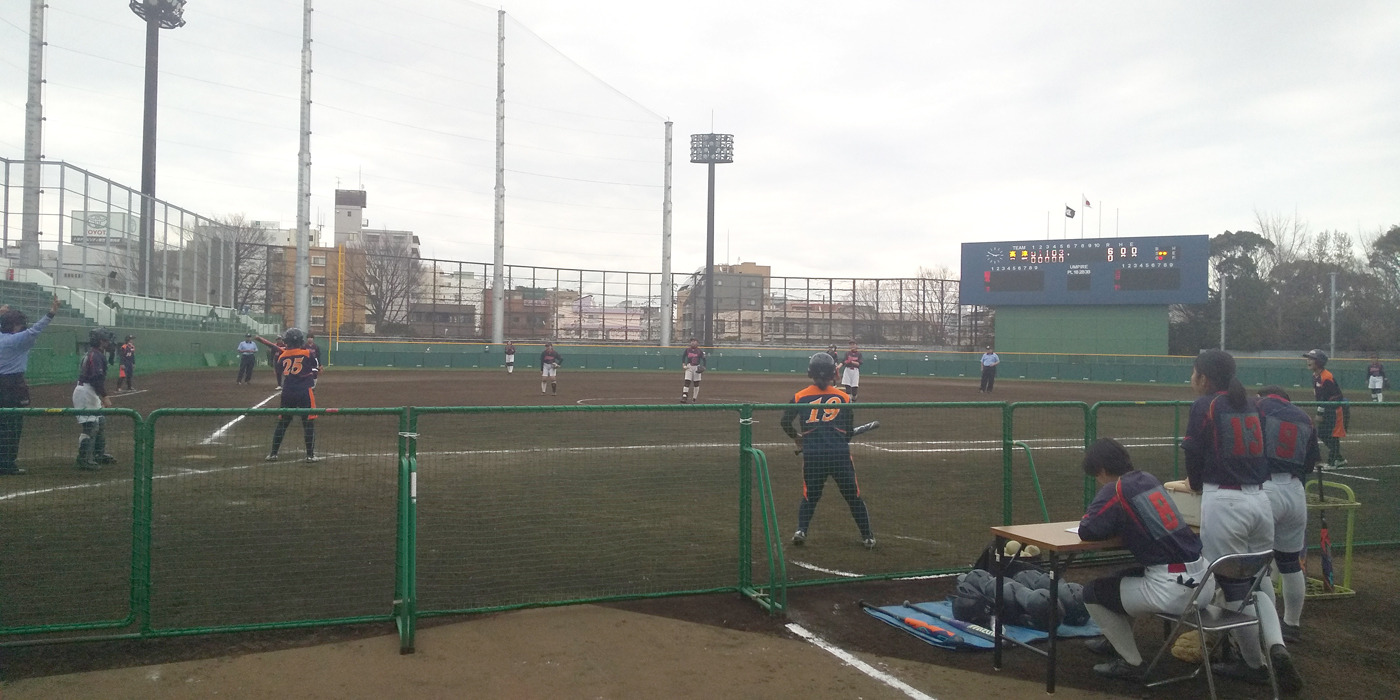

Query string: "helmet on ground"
[[282, 327, 306, 348], [88, 327, 116, 347], [808, 352, 838, 382], [1302, 349, 1328, 367], [1059, 581, 1090, 626]]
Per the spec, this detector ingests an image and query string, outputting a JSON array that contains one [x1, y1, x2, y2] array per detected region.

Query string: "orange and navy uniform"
[[780, 382, 871, 540], [276, 347, 320, 413], [1312, 368, 1346, 438], [781, 384, 854, 456]]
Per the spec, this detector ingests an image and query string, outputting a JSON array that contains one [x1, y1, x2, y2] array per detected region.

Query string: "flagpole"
[[1063, 207, 1067, 239], [1115, 208, 1119, 236], [1097, 202, 1102, 238], [1046, 210, 1050, 240], [1080, 194, 1085, 239]]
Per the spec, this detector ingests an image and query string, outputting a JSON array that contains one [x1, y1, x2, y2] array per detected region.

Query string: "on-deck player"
[[781, 352, 875, 550], [540, 342, 563, 396], [1256, 386, 1320, 644], [256, 328, 321, 462], [73, 328, 118, 470], [1304, 349, 1347, 466], [680, 337, 706, 404], [1365, 352, 1386, 402], [1184, 349, 1301, 691], [840, 340, 862, 401], [116, 335, 136, 392], [1076, 438, 1207, 681]]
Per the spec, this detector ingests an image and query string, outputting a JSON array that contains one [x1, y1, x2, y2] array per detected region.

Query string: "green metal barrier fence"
[[2, 401, 1395, 652]]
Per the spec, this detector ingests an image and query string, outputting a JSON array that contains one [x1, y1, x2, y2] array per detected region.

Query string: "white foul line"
[[200, 392, 282, 445], [791, 561, 863, 578], [785, 623, 937, 700]]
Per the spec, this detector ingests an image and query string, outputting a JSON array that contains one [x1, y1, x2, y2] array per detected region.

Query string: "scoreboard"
[[959, 235, 1209, 306]]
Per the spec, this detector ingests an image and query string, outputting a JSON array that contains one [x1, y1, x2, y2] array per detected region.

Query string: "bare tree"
[[1254, 209, 1310, 273], [214, 215, 271, 314], [345, 238, 423, 332]]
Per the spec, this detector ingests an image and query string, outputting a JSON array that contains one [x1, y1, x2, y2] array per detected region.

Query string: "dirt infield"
[[3, 366, 1397, 698]]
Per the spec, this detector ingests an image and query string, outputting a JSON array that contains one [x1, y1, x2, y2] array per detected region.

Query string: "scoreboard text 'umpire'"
[[958, 234, 1209, 306]]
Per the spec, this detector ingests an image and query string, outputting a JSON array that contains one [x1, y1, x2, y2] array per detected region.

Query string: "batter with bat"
[[781, 352, 875, 550]]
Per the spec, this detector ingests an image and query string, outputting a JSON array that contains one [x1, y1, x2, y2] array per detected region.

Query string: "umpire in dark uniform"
[[0, 295, 60, 475]]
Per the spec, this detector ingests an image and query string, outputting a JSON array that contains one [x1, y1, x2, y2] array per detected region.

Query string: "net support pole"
[[660, 121, 674, 347], [490, 10, 506, 345], [294, 0, 314, 330]]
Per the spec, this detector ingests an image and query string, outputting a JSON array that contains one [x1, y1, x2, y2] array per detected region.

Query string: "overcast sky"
[[2, 1, 1397, 280]]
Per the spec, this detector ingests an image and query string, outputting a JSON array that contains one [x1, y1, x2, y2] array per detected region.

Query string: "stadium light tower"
[[129, 0, 187, 297], [689, 133, 733, 347]]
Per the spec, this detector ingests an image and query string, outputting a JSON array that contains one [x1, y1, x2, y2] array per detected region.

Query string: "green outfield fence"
[[1, 401, 1395, 653]]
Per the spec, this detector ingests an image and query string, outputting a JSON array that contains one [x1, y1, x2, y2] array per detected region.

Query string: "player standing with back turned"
[[680, 337, 706, 404], [1255, 386, 1320, 644], [256, 328, 321, 462], [1184, 349, 1301, 692], [781, 352, 875, 550]]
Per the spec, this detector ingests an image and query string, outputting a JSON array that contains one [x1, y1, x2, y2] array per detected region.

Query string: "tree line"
[[1169, 212, 1400, 354]]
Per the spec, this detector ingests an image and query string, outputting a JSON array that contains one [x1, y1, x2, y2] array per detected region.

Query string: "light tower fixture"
[[129, 0, 187, 297], [689, 133, 733, 347]]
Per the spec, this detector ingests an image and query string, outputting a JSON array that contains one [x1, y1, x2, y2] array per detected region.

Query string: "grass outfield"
[[3, 368, 1395, 637]]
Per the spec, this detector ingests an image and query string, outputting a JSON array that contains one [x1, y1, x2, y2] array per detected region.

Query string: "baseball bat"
[[903, 600, 997, 642], [857, 600, 964, 645], [795, 420, 881, 454]]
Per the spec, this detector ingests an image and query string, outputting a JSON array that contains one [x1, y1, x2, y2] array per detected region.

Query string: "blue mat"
[[864, 599, 1101, 651]]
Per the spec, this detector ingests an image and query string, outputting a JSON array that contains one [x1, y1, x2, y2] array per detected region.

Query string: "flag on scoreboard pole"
[[1065, 205, 1076, 218]]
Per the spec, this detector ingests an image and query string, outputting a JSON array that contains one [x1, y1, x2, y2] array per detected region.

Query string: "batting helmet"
[[808, 352, 838, 382], [87, 327, 116, 347], [1059, 581, 1090, 626], [1303, 348, 1328, 368], [282, 327, 306, 348], [1013, 569, 1052, 592], [1016, 586, 1064, 631]]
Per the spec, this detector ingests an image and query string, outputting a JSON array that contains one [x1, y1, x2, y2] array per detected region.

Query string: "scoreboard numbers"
[[960, 235, 1209, 306]]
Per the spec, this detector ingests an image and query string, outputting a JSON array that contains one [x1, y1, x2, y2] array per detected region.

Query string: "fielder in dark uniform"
[[0, 295, 60, 475], [680, 337, 706, 404], [540, 343, 563, 396], [1304, 349, 1347, 466], [781, 352, 875, 549], [256, 328, 321, 462], [840, 340, 863, 401]]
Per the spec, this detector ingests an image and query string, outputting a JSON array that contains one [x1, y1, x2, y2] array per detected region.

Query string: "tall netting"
[[145, 409, 402, 630], [412, 406, 742, 613], [0, 411, 140, 632], [1004, 403, 1093, 523], [0, 159, 234, 306]]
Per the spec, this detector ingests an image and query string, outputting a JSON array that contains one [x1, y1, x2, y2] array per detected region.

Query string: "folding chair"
[[1141, 551, 1280, 700]]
